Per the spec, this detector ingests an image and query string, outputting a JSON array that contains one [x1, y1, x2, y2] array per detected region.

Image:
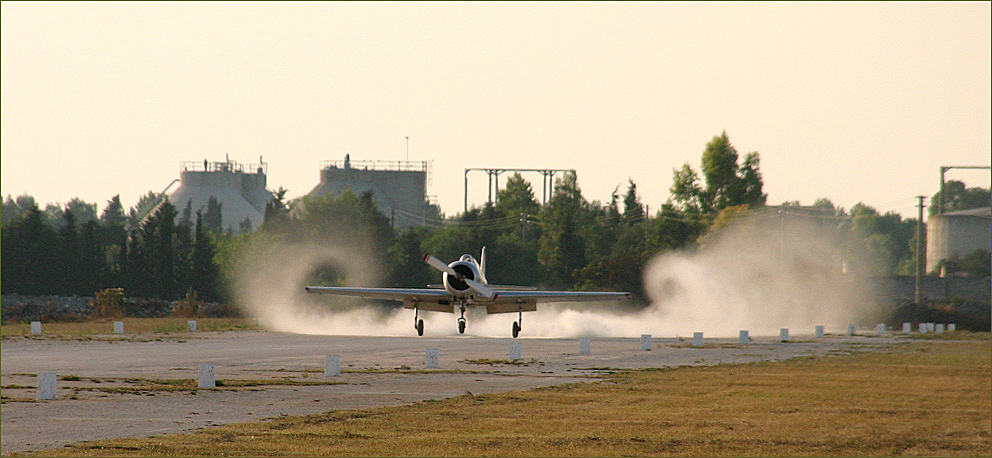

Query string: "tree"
[[387, 226, 434, 288], [495, 173, 541, 220], [1, 194, 35, 224], [298, 189, 396, 286], [670, 132, 766, 215], [154, 200, 179, 299], [930, 180, 991, 216], [734, 152, 767, 208], [204, 196, 223, 233], [701, 131, 741, 212], [262, 186, 294, 234], [100, 195, 127, 227], [621, 179, 644, 226], [57, 208, 81, 295], [538, 171, 588, 289], [1, 203, 58, 294], [100, 195, 128, 288], [64, 198, 97, 225], [669, 163, 704, 214], [190, 211, 221, 301], [128, 199, 180, 299], [128, 191, 163, 227]]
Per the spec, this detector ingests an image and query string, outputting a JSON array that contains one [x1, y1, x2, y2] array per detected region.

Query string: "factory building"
[[307, 155, 432, 227], [926, 207, 992, 274], [168, 158, 274, 232]]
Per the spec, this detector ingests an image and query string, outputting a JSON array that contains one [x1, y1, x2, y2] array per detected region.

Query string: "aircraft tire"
[[417, 319, 424, 336], [458, 319, 466, 334], [512, 321, 520, 338]]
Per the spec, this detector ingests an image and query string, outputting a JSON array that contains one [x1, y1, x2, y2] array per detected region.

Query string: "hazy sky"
[[3, 2, 990, 219]]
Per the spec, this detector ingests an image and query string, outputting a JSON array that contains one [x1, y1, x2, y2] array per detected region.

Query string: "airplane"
[[305, 248, 630, 337]]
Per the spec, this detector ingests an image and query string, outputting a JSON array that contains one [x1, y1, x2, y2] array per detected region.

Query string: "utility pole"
[[915, 195, 926, 305], [405, 136, 409, 162]]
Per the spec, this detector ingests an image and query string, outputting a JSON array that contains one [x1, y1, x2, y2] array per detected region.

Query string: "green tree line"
[[3, 133, 988, 306]]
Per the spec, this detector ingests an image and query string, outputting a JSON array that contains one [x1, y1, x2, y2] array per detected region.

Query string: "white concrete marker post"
[[919, 323, 927, 334], [325, 355, 341, 377], [31, 321, 42, 335], [188, 320, 197, 332], [114, 321, 124, 334], [640, 334, 652, 351], [509, 342, 522, 361], [692, 332, 704, 347], [902, 322, 912, 333], [948, 323, 956, 332], [579, 337, 591, 355], [847, 324, 856, 336], [198, 363, 216, 388], [815, 325, 825, 338], [425, 348, 440, 369], [935, 324, 945, 334], [779, 328, 789, 342], [927, 323, 936, 333], [739, 330, 749, 345], [876, 323, 886, 335], [37, 373, 57, 400]]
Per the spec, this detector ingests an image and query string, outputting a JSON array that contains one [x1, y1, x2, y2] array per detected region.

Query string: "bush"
[[891, 298, 991, 332], [173, 288, 202, 318], [90, 288, 125, 319]]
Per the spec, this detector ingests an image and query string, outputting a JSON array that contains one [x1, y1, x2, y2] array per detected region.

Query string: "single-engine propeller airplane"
[[305, 248, 630, 337]]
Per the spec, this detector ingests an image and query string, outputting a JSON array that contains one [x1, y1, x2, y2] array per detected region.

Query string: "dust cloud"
[[636, 214, 881, 337], [235, 214, 880, 338]]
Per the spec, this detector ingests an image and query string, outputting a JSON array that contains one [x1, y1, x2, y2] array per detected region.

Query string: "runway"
[[1, 330, 899, 454]]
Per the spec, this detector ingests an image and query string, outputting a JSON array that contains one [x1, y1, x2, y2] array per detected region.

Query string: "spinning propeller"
[[423, 254, 497, 299]]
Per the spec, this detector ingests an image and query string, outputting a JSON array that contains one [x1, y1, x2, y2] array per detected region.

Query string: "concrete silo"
[[168, 158, 274, 232], [307, 155, 431, 227], [926, 207, 992, 273]]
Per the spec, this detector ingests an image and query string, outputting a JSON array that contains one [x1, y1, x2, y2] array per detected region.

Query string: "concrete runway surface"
[[1, 330, 898, 454]]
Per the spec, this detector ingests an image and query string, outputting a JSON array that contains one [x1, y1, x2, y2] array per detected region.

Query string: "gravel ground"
[[1, 330, 900, 454]]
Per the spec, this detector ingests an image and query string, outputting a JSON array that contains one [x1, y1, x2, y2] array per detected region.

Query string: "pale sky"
[[2, 2, 990, 219]]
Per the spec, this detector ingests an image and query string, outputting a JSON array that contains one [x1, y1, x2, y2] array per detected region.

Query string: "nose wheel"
[[457, 301, 467, 334], [512, 321, 520, 338]]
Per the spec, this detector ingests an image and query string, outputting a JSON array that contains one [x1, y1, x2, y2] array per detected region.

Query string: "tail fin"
[[480, 246, 487, 281]]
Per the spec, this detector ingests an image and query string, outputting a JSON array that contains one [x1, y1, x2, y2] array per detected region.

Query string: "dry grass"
[[0, 317, 260, 337], [31, 336, 989, 457]]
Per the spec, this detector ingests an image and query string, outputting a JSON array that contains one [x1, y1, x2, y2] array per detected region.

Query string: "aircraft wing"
[[491, 290, 630, 304], [304, 286, 449, 303]]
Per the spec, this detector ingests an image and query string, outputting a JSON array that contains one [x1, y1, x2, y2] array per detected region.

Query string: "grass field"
[[25, 334, 989, 457], [0, 317, 260, 337]]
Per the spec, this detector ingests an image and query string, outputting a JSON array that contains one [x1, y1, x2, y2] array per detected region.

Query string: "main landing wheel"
[[458, 318, 466, 334], [512, 321, 520, 338], [416, 319, 424, 336]]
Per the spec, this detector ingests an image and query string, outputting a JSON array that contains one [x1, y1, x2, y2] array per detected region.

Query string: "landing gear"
[[512, 307, 523, 338], [413, 306, 424, 336], [457, 301, 467, 335]]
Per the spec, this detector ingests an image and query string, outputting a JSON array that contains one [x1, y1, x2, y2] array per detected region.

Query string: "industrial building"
[[307, 155, 432, 227], [167, 158, 274, 232], [926, 206, 992, 274]]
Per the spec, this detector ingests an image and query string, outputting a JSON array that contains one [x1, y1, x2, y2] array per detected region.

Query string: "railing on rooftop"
[[320, 159, 429, 173], [181, 160, 268, 175]]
